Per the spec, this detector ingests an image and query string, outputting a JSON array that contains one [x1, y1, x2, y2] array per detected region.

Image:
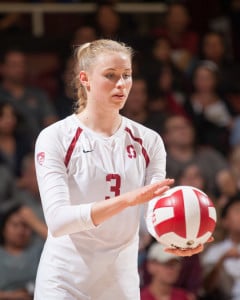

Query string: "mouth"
[[112, 94, 125, 99]]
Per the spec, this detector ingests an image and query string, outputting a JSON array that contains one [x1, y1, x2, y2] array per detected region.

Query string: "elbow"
[[45, 206, 70, 237], [46, 215, 68, 237], [48, 224, 65, 237]]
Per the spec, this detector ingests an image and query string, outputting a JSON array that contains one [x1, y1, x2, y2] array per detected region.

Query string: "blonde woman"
[[34, 39, 203, 300]]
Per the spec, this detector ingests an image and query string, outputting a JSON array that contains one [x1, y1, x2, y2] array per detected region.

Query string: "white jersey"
[[34, 114, 166, 300]]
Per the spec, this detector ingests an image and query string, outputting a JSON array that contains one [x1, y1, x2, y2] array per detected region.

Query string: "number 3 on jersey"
[[105, 174, 121, 200]]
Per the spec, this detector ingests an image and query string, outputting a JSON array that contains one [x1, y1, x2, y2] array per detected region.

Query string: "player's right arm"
[[90, 179, 173, 226]]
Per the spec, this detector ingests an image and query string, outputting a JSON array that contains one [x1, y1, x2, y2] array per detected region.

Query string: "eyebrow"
[[104, 68, 132, 71]]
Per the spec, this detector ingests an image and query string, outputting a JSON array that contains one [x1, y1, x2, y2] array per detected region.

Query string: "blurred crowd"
[[0, 0, 240, 299]]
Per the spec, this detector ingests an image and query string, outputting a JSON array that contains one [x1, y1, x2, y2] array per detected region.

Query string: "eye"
[[123, 74, 131, 80], [105, 73, 115, 79]]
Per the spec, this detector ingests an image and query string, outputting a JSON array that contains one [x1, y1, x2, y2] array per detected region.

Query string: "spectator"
[[142, 36, 186, 94], [201, 193, 240, 300], [229, 0, 240, 61], [196, 30, 240, 104], [228, 145, 240, 190], [151, 2, 199, 73], [121, 77, 165, 133], [94, 1, 138, 47], [175, 162, 208, 193], [229, 116, 240, 147], [184, 60, 232, 155], [0, 203, 44, 299], [0, 49, 58, 139], [214, 168, 240, 209], [0, 101, 32, 177], [16, 152, 47, 240], [147, 64, 187, 117], [0, 165, 18, 210], [54, 55, 75, 119], [70, 25, 97, 47], [141, 242, 193, 300], [162, 114, 228, 195]]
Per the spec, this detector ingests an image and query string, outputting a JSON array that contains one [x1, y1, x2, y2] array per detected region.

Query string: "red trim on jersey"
[[64, 127, 82, 167], [125, 127, 150, 167]]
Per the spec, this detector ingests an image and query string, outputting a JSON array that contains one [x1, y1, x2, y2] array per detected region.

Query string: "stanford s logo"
[[126, 145, 136, 159], [37, 152, 45, 165]]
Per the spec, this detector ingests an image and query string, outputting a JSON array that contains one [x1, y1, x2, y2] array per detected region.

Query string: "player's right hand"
[[126, 178, 174, 207]]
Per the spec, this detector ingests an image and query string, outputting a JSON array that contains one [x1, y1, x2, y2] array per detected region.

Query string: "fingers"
[[161, 178, 175, 186], [150, 178, 174, 193], [164, 244, 204, 257], [130, 178, 175, 206], [207, 236, 214, 243], [153, 179, 174, 195], [140, 179, 173, 200], [153, 178, 174, 187], [153, 186, 170, 196]]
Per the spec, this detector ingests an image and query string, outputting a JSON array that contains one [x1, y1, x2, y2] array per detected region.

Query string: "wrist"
[[115, 193, 132, 208]]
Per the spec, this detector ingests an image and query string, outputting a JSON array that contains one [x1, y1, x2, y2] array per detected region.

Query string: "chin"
[[112, 100, 126, 110]]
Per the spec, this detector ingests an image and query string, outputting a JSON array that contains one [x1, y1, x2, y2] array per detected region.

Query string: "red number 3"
[[105, 174, 121, 200]]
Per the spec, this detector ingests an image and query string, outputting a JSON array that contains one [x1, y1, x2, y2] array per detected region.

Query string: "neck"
[[0, 132, 12, 138], [194, 91, 217, 100], [77, 108, 122, 137], [4, 244, 23, 255], [168, 144, 194, 161], [149, 279, 172, 299], [124, 110, 147, 124], [2, 80, 24, 98], [229, 233, 240, 244]]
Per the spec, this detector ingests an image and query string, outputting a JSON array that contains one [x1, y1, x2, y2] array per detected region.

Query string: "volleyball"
[[152, 185, 217, 249]]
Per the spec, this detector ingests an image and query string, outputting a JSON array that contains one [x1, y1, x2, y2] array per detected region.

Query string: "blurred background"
[[1, 1, 240, 300]]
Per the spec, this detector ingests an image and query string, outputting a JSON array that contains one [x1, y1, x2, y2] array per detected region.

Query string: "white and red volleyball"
[[152, 185, 217, 249]]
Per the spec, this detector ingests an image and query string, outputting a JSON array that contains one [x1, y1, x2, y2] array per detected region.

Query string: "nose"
[[116, 76, 125, 88]]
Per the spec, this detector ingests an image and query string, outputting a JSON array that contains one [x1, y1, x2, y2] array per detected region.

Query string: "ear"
[[79, 71, 89, 88]]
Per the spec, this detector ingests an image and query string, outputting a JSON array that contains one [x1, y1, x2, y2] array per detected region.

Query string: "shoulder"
[[123, 117, 163, 143], [140, 286, 154, 299], [123, 118, 166, 161], [35, 115, 78, 147], [172, 287, 190, 299], [37, 114, 75, 136], [0, 86, 12, 100], [197, 146, 227, 162], [26, 86, 48, 97], [202, 239, 231, 264]]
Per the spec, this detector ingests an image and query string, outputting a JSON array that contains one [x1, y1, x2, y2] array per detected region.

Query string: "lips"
[[113, 94, 125, 98]]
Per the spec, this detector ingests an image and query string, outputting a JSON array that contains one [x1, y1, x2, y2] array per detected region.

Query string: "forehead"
[[5, 51, 25, 62], [195, 67, 215, 77], [166, 116, 190, 128], [227, 201, 240, 213], [205, 34, 223, 44], [92, 51, 131, 70]]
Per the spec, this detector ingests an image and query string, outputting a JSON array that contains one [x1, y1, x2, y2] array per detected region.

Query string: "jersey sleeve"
[[143, 133, 167, 241], [34, 125, 96, 237]]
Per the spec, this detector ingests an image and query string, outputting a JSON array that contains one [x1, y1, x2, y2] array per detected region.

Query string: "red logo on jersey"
[[126, 145, 136, 158], [37, 152, 45, 165]]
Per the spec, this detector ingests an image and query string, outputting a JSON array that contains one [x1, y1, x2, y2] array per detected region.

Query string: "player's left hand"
[[164, 236, 214, 257]]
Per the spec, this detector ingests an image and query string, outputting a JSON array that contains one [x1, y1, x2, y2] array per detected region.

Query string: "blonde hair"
[[73, 39, 133, 113]]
